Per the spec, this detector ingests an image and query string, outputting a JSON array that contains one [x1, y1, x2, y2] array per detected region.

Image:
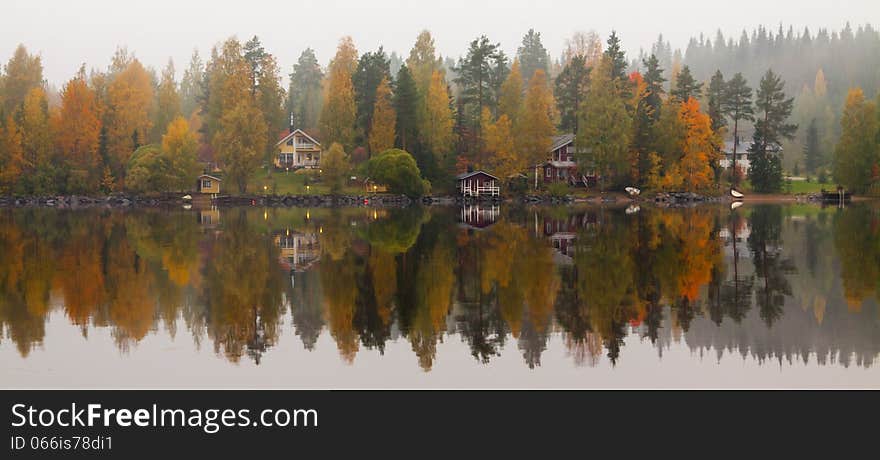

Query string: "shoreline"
[[0, 192, 872, 209]]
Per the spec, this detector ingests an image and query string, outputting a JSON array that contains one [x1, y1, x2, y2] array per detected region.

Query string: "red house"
[[541, 134, 596, 187], [456, 170, 500, 197]]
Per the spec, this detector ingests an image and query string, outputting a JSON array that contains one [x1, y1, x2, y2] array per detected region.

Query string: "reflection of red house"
[[458, 205, 499, 229], [541, 134, 595, 186], [539, 211, 599, 264]]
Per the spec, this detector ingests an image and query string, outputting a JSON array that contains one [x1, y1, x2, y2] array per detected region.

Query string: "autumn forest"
[[1, 23, 880, 197]]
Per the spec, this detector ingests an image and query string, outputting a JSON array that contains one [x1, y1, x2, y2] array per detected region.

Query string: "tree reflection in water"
[[1, 203, 879, 370]]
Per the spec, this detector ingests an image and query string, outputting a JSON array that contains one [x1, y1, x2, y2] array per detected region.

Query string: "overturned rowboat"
[[730, 188, 745, 199], [625, 186, 641, 197]]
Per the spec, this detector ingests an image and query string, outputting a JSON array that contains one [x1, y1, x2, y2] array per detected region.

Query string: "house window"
[[545, 168, 551, 177], [202, 179, 212, 189], [560, 169, 567, 178]]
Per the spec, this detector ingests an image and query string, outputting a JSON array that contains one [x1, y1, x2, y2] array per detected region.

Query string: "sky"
[[3, 0, 879, 86]]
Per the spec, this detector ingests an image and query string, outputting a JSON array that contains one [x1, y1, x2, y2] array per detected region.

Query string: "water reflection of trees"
[[1, 203, 880, 370]]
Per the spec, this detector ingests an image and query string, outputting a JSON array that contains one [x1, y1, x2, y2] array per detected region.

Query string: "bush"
[[363, 149, 426, 197]]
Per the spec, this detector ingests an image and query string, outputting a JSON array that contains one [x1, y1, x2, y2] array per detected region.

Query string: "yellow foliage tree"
[[161, 116, 200, 191], [678, 97, 717, 192], [423, 70, 454, 164], [20, 87, 52, 177], [56, 70, 101, 178], [320, 37, 357, 151], [516, 69, 556, 173], [480, 108, 523, 180], [368, 77, 396, 155], [152, 60, 181, 143], [215, 101, 267, 193], [499, 59, 523, 124], [106, 59, 154, 180], [0, 116, 25, 193]]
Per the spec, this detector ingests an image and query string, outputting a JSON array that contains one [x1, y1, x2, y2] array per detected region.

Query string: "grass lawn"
[[785, 179, 832, 194], [247, 169, 364, 195]]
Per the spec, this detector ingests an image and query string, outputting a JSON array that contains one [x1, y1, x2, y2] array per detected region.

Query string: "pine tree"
[[722, 72, 754, 186], [748, 69, 796, 192], [671, 65, 702, 102], [368, 77, 396, 155], [554, 55, 589, 134], [454, 36, 502, 154]]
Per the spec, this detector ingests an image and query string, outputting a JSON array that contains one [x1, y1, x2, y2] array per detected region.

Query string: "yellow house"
[[197, 174, 221, 194], [275, 129, 322, 169]]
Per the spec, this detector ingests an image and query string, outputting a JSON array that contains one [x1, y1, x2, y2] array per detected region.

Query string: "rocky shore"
[[4, 191, 834, 209]]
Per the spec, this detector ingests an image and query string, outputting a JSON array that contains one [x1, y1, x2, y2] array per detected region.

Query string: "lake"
[[1, 202, 879, 388]]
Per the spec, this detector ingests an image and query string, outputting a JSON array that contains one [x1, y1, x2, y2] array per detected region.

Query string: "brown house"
[[541, 134, 596, 187], [456, 170, 500, 197]]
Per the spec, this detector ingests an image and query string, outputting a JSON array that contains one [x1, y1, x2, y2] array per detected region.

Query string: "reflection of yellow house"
[[197, 174, 221, 194], [198, 209, 220, 227], [274, 231, 321, 272], [275, 129, 321, 169]]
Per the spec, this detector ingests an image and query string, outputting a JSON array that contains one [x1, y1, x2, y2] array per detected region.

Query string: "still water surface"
[[1, 203, 879, 388]]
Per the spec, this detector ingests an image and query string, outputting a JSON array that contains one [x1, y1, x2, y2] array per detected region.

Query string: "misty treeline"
[[0, 23, 878, 196], [647, 23, 880, 179]]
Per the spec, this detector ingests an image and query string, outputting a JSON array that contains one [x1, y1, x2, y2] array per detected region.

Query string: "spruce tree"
[[553, 55, 589, 134], [517, 29, 550, 83], [604, 31, 628, 82], [353, 47, 391, 148], [803, 118, 821, 175], [707, 70, 727, 132], [394, 65, 423, 170], [642, 54, 666, 122]]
